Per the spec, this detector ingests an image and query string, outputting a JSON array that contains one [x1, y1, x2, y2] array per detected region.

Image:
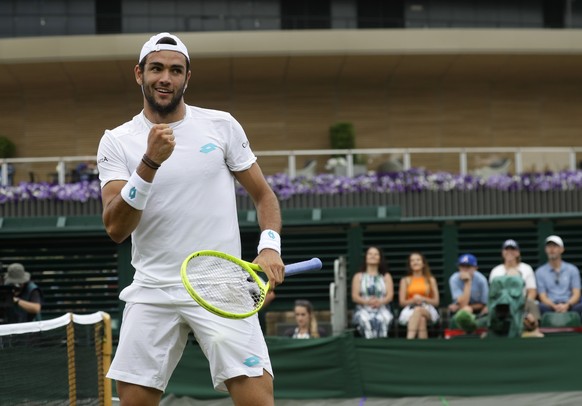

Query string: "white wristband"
[[257, 229, 281, 255], [120, 171, 152, 211]]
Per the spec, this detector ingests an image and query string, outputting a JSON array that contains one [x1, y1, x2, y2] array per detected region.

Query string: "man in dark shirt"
[[1, 263, 42, 323]]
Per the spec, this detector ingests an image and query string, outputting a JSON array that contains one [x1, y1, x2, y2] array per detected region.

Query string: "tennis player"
[[97, 32, 284, 406]]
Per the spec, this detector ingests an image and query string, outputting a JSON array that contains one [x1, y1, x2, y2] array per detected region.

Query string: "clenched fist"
[[145, 124, 176, 164]]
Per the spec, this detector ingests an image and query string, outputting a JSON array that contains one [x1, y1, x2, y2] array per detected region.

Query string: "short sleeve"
[[96, 131, 131, 188], [478, 274, 489, 304], [535, 267, 548, 294], [521, 264, 536, 290], [570, 265, 581, 289], [489, 266, 502, 282], [449, 273, 463, 301], [29, 289, 42, 304], [224, 114, 257, 172]]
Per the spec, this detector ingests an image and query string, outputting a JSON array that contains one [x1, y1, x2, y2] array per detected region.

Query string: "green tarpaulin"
[[164, 333, 582, 400]]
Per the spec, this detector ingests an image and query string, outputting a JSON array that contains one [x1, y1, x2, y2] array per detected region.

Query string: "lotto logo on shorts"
[[243, 355, 260, 367]]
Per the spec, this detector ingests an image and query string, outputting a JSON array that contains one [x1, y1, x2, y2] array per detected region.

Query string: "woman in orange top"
[[398, 252, 440, 339]]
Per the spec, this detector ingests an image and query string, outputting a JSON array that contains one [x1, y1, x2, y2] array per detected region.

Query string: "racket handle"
[[285, 258, 322, 276]]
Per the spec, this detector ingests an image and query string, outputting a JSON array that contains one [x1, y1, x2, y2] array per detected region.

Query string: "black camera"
[[5, 283, 21, 292], [0, 285, 15, 320]]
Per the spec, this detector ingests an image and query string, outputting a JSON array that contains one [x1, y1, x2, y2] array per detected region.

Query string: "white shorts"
[[107, 285, 273, 392], [398, 304, 440, 325]]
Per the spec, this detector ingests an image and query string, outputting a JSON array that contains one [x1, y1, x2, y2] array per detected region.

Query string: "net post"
[[101, 312, 113, 406], [66, 312, 77, 406]]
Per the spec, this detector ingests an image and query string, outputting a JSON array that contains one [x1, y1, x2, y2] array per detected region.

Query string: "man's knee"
[[225, 371, 274, 406], [117, 381, 163, 406]]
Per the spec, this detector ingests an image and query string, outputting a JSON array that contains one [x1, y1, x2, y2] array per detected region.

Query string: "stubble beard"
[[143, 82, 186, 117], [548, 253, 560, 261]]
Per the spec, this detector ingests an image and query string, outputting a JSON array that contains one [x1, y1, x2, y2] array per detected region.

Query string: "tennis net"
[[0, 312, 112, 406]]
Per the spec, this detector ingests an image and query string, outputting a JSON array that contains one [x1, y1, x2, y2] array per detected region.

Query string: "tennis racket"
[[181, 250, 322, 319]]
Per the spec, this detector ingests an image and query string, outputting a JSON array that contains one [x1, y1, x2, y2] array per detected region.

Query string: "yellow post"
[[101, 312, 113, 406], [66, 312, 77, 406]]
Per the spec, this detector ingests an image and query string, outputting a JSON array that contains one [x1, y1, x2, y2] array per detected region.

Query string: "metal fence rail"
[[2, 147, 582, 218], [2, 147, 582, 186], [0, 199, 103, 218], [2, 189, 581, 218], [238, 189, 582, 218]]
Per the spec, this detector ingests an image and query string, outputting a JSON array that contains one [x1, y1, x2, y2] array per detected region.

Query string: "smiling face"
[[409, 253, 424, 273], [366, 247, 381, 267], [136, 50, 190, 120]]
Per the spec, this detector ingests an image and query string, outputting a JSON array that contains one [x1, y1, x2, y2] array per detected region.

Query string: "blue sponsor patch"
[[243, 356, 260, 367], [200, 143, 218, 154]]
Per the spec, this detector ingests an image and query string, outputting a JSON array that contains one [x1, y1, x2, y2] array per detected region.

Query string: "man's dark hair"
[[139, 37, 190, 72]]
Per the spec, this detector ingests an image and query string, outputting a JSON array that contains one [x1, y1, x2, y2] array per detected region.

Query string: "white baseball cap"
[[545, 235, 564, 248], [139, 32, 190, 63]]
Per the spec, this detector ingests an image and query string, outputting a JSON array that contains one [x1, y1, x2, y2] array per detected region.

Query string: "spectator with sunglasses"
[[535, 235, 582, 316]]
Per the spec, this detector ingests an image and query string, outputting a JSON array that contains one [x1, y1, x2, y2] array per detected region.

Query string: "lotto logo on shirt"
[[200, 143, 218, 154]]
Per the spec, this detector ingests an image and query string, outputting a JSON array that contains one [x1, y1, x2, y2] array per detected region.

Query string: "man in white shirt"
[[97, 33, 284, 406], [489, 239, 543, 337]]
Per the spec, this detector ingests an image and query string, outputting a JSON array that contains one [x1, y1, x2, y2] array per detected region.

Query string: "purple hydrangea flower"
[[2, 170, 582, 203]]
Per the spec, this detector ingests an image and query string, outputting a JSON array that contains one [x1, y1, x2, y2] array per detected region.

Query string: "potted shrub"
[[328, 122, 366, 176], [0, 135, 16, 185], [0, 135, 16, 158]]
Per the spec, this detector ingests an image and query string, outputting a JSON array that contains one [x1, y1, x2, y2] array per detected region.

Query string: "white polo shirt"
[[97, 105, 257, 287]]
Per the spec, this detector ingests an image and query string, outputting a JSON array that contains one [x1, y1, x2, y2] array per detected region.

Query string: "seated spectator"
[[398, 252, 440, 339], [535, 235, 582, 316], [488, 275, 527, 338], [351, 246, 394, 338], [489, 239, 543, 338], [2, 263, 42, 324], [283, 299, 326, 339], [72, 161, 98, 182], [448, 253, 489, 333]]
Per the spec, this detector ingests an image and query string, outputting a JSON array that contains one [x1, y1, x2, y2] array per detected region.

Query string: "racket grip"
[[285, 258, 322, 276]]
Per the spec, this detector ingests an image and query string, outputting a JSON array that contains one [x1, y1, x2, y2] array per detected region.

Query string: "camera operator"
[[3, 263, 42, 323]]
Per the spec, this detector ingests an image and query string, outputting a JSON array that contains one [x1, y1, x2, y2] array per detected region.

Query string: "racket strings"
[[185, 256, 264, 314]]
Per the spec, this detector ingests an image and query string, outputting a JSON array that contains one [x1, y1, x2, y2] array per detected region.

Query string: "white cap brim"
[[545, 235, 564, 248]]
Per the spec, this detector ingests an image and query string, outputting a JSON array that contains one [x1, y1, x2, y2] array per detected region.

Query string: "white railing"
[[0, 155, 97, 186], [1, 147, 581, 186], [257, 147, 581, 178]]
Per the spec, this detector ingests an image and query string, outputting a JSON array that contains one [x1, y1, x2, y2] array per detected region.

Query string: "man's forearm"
[[470, 303, 485, 312], [456, 282, 472, 307], [255, 194, 282, 233], [527, 289, 537, 300], [103, 194, 143, 243], [15, 298, 41, 315]]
